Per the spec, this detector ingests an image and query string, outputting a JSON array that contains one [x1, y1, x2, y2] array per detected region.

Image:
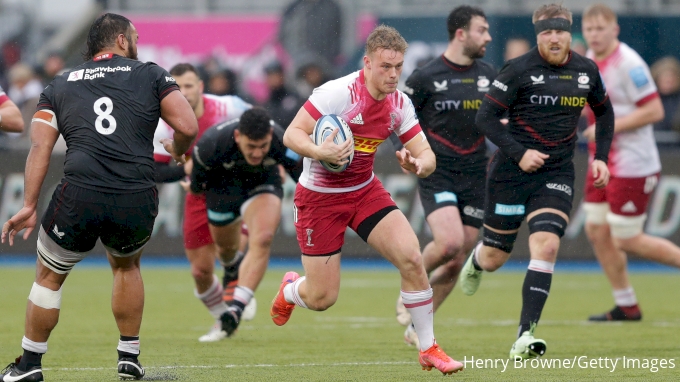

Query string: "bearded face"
[[537, 29, 571, 65]]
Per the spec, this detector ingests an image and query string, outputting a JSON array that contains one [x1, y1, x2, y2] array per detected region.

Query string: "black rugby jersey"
[[38, 53, 179, 192], [190, 119, 302, 193], [478, 47, 610, 169], [404, 56, 497, 170]]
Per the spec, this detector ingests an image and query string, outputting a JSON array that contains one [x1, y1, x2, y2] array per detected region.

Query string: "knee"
[[478, 247, 507, 272], [438, 238, 464, 263], [530, 235, 560, 262], [305, 291, 338, 311], [215, 242, 238, 259], [190, 261, 213, 281], [250, 230, 275, 250]]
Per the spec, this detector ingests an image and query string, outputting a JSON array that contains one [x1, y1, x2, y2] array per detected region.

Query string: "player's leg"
[[207, 219, 242, 336], [226, 193, 282, 322], [271, 183, 350, 326], [100, 189, 157, 380], [181, 193, 234, 341], [1, 183, 97, 382], [510, 170, 573, 359], [366, 208, 462, 374]]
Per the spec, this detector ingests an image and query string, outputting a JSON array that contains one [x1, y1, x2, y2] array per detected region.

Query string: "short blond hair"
[[583, 3, 617, 24], [365, 24, 408, 56], [532, 3, 573, 24]]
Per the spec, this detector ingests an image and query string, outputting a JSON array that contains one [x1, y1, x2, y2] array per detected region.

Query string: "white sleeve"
[[153, 119, 174, 159], [395, 92, 419, 137], [621, 56, 657, 105], [307, 76, 354, 117]]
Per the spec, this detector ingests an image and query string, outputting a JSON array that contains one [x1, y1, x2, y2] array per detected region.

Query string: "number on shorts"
[[93, 97, 117, 135]]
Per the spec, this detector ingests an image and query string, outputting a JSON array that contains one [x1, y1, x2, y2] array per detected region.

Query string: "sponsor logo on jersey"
[[434, 99, 482, 111], [629, 66, 650, 88], [434, 191, 457, 204], [529, 95, 587, 107], [549, 75, 573, 80], [402, 85, 414, 95], [463, 205, 484, 219], [222, 161, 236, 169], [621, 200, 638, 213], [165, 76, 176, 83], [531, 75, 545, 85], [350, 113, 364, 125], [434, 80, 448, 91], [546, 183, 573, 196], [492, 80, 507, 91], [68, 66, 132, 81], [389, 113, 397, 132], [67, 69, 84, 81], [495, 203, 525, 215], [263, 158, 277, 167], [477, 77, 490, 92], [52, 224, 65, 239], [353, 136, 384, 153]]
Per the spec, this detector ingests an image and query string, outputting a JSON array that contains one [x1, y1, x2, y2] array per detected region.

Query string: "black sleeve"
[[154, 161, 186, 183], [147, 62, 180, 101], [37, 82, 56, 112], [189, 134, 219, 193], [587, 69, 614, 163], [404, 68, 429, 114], [475, 63, 527, 163], [273, 124, 303, 182]]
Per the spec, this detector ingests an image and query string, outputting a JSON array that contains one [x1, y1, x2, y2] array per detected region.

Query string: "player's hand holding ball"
[[312, 115, 354, 173]]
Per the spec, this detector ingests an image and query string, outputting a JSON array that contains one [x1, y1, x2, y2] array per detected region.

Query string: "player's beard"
[[463, 41, 486, 60], [539, 41, 570, 65], [126, 37, 138, 60]]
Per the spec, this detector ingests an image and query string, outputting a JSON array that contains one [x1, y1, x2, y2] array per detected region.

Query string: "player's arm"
[[614, 96, 663, 133], [588, 71, 615, 189], [283, 106, 352, 166], [188, 132, 219, 194], [398, 133, 435, 178], [159, 90, 198, 163], [0, 98, 24, 133], [1, 111, 59, 245]]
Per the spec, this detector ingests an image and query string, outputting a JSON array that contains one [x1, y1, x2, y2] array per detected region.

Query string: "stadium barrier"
[[2, 149, 680, 259]]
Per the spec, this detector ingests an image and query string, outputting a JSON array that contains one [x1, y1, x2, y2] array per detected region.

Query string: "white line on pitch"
[[45, 361, 413, 372]]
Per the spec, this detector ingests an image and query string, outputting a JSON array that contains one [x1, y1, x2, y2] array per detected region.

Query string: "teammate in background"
[[0, 13, 197, 381], [152, 63, 253, 342], [271, 25, 463, 375], [396, 5, 495, 348], [0, 85, 24, 133], [188, 107, 302, 337], [460, 3, 615, 359], [580, 4, 680, 321]]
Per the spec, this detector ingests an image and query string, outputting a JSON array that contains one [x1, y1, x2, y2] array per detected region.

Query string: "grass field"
[[0, 263, 678, 381]]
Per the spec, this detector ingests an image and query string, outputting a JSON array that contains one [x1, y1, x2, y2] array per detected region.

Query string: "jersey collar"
[[93, 53, 119, 61], [441, 55, 474, 71]]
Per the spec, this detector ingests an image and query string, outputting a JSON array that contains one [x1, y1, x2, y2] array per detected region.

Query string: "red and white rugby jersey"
[[0, 85, 9, 105], [300, 69, 423, 193], [153, 94, 251, 163], [586, 42, 661, 177]]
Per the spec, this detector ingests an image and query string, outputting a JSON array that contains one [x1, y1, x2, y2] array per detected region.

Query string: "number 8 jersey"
[[37, 53, 179, 192]]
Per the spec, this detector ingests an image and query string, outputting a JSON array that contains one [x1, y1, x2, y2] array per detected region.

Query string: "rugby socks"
[[229, 286, 254, 319], [195, 274, 229, 319], [518, 260, 554, 337], [613, 287, 638, 307], [472, 242, 483, 271], [19, 337, 46, 370], [284, 276, 308, 309], [117, 335, 140, 359], [401, 288, 435, 351]]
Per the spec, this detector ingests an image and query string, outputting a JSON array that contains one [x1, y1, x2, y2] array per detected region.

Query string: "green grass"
[[0, 266, 678, 381]]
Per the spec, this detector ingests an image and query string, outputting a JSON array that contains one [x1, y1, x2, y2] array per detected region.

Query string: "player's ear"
[[117, 34, 127, 51], [363, 55, 371, 70], [456, 28, 466, 41], [234, 129, 241, 143]]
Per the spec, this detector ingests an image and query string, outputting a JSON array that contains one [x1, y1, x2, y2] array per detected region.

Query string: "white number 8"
[[94, 97, 117, 135]]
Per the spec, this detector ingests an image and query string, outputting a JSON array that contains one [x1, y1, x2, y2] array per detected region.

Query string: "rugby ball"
[[312, 114, 354, 173]]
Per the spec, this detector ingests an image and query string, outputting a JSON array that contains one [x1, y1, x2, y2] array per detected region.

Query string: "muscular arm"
[[160, 90, 198, 157], [154, 160, 186, 183], [476, 97, 527, 163], [283, 107, 318, 159], [614, 96, 664, 134], [0, 99, 24, 133], [24, 120, 59, 208]]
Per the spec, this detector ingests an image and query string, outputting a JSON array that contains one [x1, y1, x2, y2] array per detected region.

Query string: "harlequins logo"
[[306, 229, 314, 246]]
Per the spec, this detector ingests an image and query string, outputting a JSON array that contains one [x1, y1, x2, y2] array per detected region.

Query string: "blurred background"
[[2, 0, 680, 258]]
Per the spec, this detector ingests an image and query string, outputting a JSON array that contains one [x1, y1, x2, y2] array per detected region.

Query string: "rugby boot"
[[0, 357, 43, 382], [419, 343, 464, 375], [589, 305, 642, 321], [270, 271, 300, 326]]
